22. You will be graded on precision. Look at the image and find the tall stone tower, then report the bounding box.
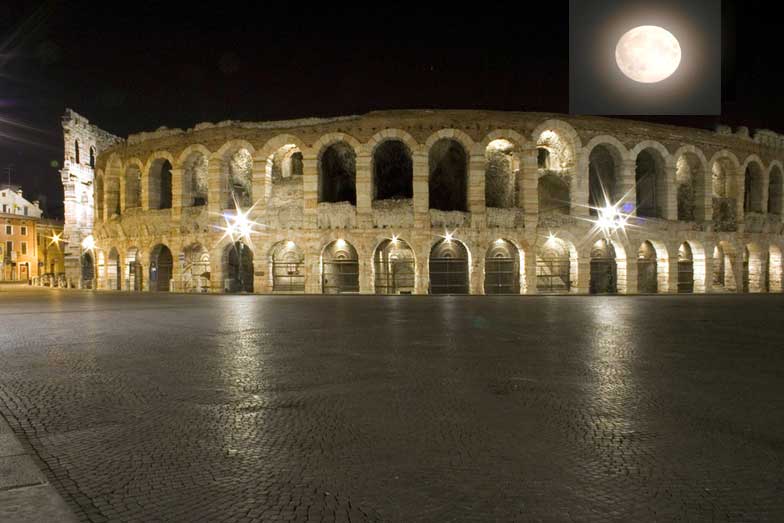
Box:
[60,109,122,287]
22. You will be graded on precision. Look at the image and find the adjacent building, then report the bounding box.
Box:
[0,185,43,282]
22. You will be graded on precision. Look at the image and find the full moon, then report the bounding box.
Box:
[615,25,681,83]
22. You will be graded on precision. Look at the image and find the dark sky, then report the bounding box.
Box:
[0,1,779,219]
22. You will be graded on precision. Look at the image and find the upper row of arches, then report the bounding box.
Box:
[94,121,784,225]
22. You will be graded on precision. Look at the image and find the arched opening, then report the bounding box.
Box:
[319,142,356,204]
[538,173,570,215]
[183,243,210,292]
[485,139,515,209]
[125,165,142,209]
[711,158,738,231]
[89,147,95,169]
[712,245,725,290]
[227,148,253,209]
[635,149,666,218]
[537,147,550,169]
[637,241,658,293]
[374,238,415,294]
[148,159,173,210]
[225,242,254,293]
[105,173,120,217]
[183,152,208,206]
[744,162,764,214]
[107,248,121,290]
[769,245,783,292]
[271,241,305,292]
[484,239,520,294]
[266,144,304,226]
[74,140,80,164]
[588,144,621,216]
[373,140,413,202]
[429,238,469,294]
[536,237,574,293]
[322,239,359,294]
[676,154,700,221]
[81,252,94,289]
[768,166,783,215]
[126,248,142,291]
[677,242,694,293]
[429,139,467,211]
[94,176,104,221]
[590,239,617,294]
[149,244,173,292]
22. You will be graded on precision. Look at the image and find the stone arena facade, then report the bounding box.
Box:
[64,109,784,295]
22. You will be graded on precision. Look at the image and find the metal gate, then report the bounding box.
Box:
[677,261,694,293]
[536,259,570,293]
[637,259,658,293]
[272,262,305,292]
[429,258,468,294]
[322,260,359,294]
[484,257,518,294]
[128,261,142,291]
[590,259,617,294]
[150,258,172,291]
[374,260,415,294]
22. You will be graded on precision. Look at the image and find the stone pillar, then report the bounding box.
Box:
[207,160,224,216]
[251,158,267,222]
[523,248,537,295]
[302,153,318,229]
[358,257,373,294]
[667,249,680,293]
[355,152,373,228]
[171,167,184,219]
[471,251,484,295]
[696,168,713,223]
[732,173,745,226]
[209,248,224,293]
[619,159,637,214]
[733,251,744,293]
[662,165,678,220]
[576,257,591,294]
[760,171,770,214]
[253,258,266,294]
[520,146,539,229]
[119,173,127,213]
[171,254,183,293]
[572,155,590,218]
[468,151,486,228]
[412,152,429,229]
[624,258,638,294]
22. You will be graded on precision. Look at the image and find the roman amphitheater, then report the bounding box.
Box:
[60,109,784,295]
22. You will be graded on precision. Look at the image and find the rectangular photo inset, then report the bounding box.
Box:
[569,0,721,115]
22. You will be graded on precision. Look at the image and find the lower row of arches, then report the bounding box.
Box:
[80,237,784,295]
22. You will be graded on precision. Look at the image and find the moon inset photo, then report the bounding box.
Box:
[615,25,681,83]
[569,0,721,115]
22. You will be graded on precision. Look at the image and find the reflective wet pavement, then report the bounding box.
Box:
[0,289,783,522]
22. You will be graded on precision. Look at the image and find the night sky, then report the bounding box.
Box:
[0,1,779,219]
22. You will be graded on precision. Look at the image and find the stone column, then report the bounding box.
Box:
[519,146,539,229]
[662,165,678,220]
[209,248,224,293]
[667,249,680,293]
[358,257,373,294]
[624,258,638,294]
[470,250,484,295]
[355,152,372,228]
[253,258,267,294]
[619,159,638,214]
[696,168,713,223]
[251,158,267,218]
[302,153,318,229]
[572,155,590,218]
[171,167,184,220]
[760,171,770,214]
[170,253,183,293]
[412,152,429,229]
[415,242,430,294]
[119,173,127,213]
[523,248,537,295]
[576,257,591,294]
[207,160,224,216]
[468,151,486,228]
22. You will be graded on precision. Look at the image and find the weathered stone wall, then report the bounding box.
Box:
[72,109,784,294]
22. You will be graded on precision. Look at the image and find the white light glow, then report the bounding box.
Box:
[616,25,681,83]
[81,235,95,251]
[391,235,399,244]
[286,240,296,249]
[335,238,347,249]
[595,204,629,237]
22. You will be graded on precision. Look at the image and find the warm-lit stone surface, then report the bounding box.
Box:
[1,288,783,521]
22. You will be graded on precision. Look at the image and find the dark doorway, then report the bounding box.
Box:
[149,244,173,292]
[429,239,469,294]
[226,242,254,293]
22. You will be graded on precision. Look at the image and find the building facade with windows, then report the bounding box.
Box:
[0,186,43,282]
[35,219,65,286]
[64,109,784,294]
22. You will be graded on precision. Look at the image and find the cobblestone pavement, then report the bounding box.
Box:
[0,289,783,522]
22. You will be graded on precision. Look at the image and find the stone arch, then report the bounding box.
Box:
[268,240,305,292]
[148,243,173,292]
[588,238,628,294]
[713,240,739,292]
[682,239,707,293]
[531,119,582,170]
[107,247,121,290]
[213,140,256,210]
[80,250,95,288]
[427,132,470,212]
[768,161,783,215]
[94,172,104,221]
[429,236,470,294]
[709,150,742,230]
[741,155,766,214]
[314,134,359,205]
[674,145,710,221]
[484,238,520,294]
[144,151,175,210]
[124,158,144,210]
[371,136,413,202]
[258,134,307,199]
[104,155,123,218]
[637,240,668,293]
[125,247,142,291]
[631,141,672,219]
[182,242,210,292]
[373,236,416,294]
[484,139,516,209]
[321,238,360,294]
[535,234,578,294]
[744,242,766,293]
[584,136,628,215]
[176,144,211,207]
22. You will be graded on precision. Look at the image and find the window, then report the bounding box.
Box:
[21,226,27,236]
[2,204,6,213]
[89,147,96,168]
[21,242,27,255]
[75,139,80,164]
[5,225,11,235]
[5,240,12,255]
[23,206,28,216]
